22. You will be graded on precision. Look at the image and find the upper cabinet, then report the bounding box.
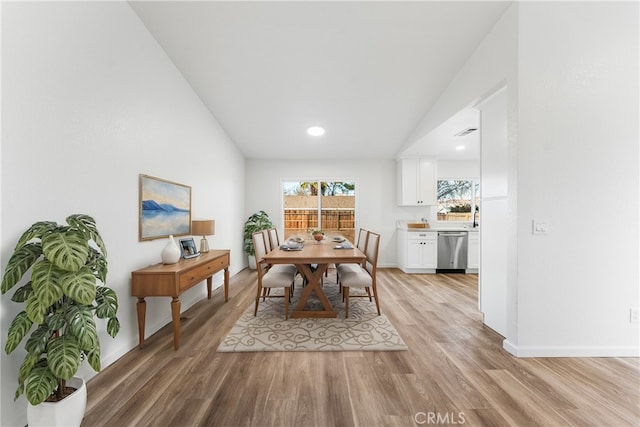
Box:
[397,158,437,206]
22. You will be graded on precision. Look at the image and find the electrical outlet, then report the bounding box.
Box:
[630,308,639,324]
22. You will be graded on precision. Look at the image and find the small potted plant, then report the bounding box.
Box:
[310,228,325,242]
[243,210,274,269]
[1,214,120,426]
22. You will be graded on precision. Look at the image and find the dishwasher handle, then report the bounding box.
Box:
[437,232,467,237]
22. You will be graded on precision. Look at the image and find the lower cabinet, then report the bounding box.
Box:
[398,229,437,273]
[467,231,479,270]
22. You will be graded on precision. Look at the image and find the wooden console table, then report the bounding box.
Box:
[131,250,230,350]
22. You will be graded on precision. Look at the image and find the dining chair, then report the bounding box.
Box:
[336,228,369,296]
[261,229,272,251]
[261,228,297,298]
[258,229,273,299]
[252,231,297,319]
[268,227,302,283]
[337,230,381,318]
[337,228,369,288]
[267,227,280,251]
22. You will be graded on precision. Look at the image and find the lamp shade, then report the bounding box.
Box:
[192,219,215,236]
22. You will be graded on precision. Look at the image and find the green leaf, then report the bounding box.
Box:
[31,260,64,308]
[15,354,40,400]
[61,267,96,305]
[107,317,120,338]
[47,336,81,380]
[1,243,42,294]
[95,287,118,319]
[11,282,33,303]
[25,365,58,405]
[48,310,66,331]
[86,345,101,372]
[15,221,57,250]
[86,247,108,283]
[42,230,89,272]
[66,305,98,352]
[25,323,51,356]
[5,311,33,354]
[25,293,48,324]
[66,214,108,257]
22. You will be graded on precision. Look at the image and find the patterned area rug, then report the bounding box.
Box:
[217,273,407,352]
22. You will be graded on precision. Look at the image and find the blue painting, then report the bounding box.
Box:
[139,175,191,241]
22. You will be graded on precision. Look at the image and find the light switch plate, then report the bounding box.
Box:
[532,219,548,235]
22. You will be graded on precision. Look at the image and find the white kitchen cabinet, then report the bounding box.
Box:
[467,231,479,270]
[397,158,437,206]
[398,229,437,273]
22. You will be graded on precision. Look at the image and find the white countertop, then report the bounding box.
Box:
[398,224,479,233]
[396,221,478,232]
[404,227,478,232]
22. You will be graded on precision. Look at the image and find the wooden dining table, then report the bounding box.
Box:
[262,239,366,318]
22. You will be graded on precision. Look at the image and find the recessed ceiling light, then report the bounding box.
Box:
[307,126,325,136]
[455,145,466,151]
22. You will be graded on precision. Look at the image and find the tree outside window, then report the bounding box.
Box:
[437,180,480,222]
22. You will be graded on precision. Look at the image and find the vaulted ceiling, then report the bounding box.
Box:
[130,1,510,160]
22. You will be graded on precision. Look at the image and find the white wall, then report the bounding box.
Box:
[478,87,509,337]
[437,160,479,179]
[1,3,246,425]
[245,159,420,268]
[512,1,639,356]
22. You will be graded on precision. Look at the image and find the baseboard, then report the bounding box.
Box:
[503,340,640,357]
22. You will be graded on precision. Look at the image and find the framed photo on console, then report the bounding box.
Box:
[179,237,200,259]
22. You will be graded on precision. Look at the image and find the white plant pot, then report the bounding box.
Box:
[27,377,87,427]
[248,255,257,270]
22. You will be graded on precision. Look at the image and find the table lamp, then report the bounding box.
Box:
[191,219,215,253]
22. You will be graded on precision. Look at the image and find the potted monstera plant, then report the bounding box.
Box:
[243,210,274,269]
[1,214,120,427]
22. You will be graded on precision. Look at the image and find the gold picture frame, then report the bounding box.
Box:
[139,174,192,241]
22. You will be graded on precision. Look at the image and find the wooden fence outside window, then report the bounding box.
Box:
[284,209,355,242]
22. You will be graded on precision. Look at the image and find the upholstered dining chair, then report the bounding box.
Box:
[252,231,297,319]
[267,227,280,251]
[337,230,381,318]
[261,229,272,251]
[267,227,303,285]
[337,228,369,288]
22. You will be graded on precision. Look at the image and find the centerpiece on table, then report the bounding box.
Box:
[310,228,325,243]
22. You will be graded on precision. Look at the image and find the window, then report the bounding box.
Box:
[282,180,356,241]
[437,180,480,223]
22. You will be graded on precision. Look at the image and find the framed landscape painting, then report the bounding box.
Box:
[139,174,192,241]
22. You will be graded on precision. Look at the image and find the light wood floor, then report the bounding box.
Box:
[83,268,639,426]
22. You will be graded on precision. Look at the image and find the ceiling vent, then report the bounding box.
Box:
[454,127,478,137]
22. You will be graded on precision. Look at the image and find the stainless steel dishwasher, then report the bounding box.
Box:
[437,231,468,271]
